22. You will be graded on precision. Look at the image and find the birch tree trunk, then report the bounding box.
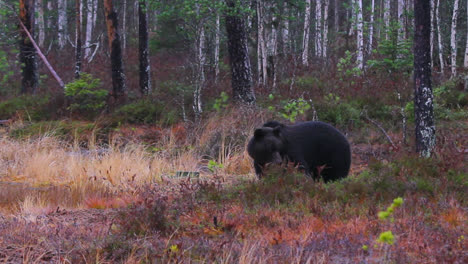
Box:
[398,0,405,43]
[75,0,82,79]
[139,0,151,95]
[322,0,329,58]
[19,0,38,94]
[58,0,68,49]
[450,0,460,77]
[383,0,390,40]
[104,0,127,101]
[348,0,355,36]
[368,0,375,55]
[282,2,289,55]
[267,2,278,90]
[37,0,45,47]
[85,0,95,60]
[464,0,468,68]
[315,0,323,57]
[356,0,364,69]
[436,0,444,72]
[430,0,435,67]
[225,0,256,105]
[414,0,435,158]
[302,0,311,66]
[257,0,267,85]
[193,12,206,119]
[214,13,221,83]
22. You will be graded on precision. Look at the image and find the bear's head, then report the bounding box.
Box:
[247,126,285,166]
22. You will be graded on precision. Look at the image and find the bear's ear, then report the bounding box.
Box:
[273,126,282,137]
[254,128,266,138]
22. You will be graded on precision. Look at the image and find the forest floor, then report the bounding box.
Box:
[0,116,467,263]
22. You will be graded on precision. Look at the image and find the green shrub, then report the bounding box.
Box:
[314,93,362,127]
[0,95,51,120]
[64,73,107,117]
[115,99,174,125]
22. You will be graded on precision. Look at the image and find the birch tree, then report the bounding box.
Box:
[430,0,434,67]
[397,0,405,43]
[436,0,444,72]
[37,0,45,47]
[139,0,151,95]
[383,0,390,40]
[58,0,68,49]
[302,0,311,66]
[450,0,460,77]
[315,0,322,57]
[75,0,82,79]
[85,0,97,60]
[348,0,355,36]
[193,4,206,118]
[368,0,375,55]
[414,0,435,157]
[19,0,38,94]
[257,0,267,85]
[356,0,364,69]
[322,0,329,58]
[104,0,127,101]
[282,2,289,55]
[225,0,255,105]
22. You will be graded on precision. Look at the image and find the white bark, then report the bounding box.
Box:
[257,0,267,85]
[430,0,435,66]
[383,0,390,40]
[58,0,68,49]
[37,0,45,47]
[356,0,364,69]
[436,0,444,72]
[214,13,220,83]
[397,0,405,42]
[464,0,468,68]
[302,0,311,66]
[193,7,205,119]
[368,0,375,55]
[451,0,460,77]
[85,0,95,60]
[322,0,329,58]
[348,0,355,36]
[282,2,289,55]
[315,0,322,57]
[47,1,53,28]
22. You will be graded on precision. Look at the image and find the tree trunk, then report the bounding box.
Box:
[464,0,468,68]
[322,0,329,58]
[282,2,290,55]
[450,0,460,77]
[334,0,339,32]
[397,0,405,43]
[302,0,311,66]
[19,0,38,94]
[123,0,127,52]
[348,0,355,36]
[356,0,364,69]
[430,0,435,67]
[383,0,390,40]
[368,0,375,55]
[139,0,151,95]
[225,0,256,105]
[257,0,267,85]
[85,0,96,60]
[436,0,444,72]
[104,0,127,101]
[214,12,221,83]
[315,0,322,57]
[75,0,82,79]
[267,2,278,90]
[414,0,436,158]
[58,0,68,49]
[37,0,45,47]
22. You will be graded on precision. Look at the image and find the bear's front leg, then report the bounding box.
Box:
[253,161,264,178]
